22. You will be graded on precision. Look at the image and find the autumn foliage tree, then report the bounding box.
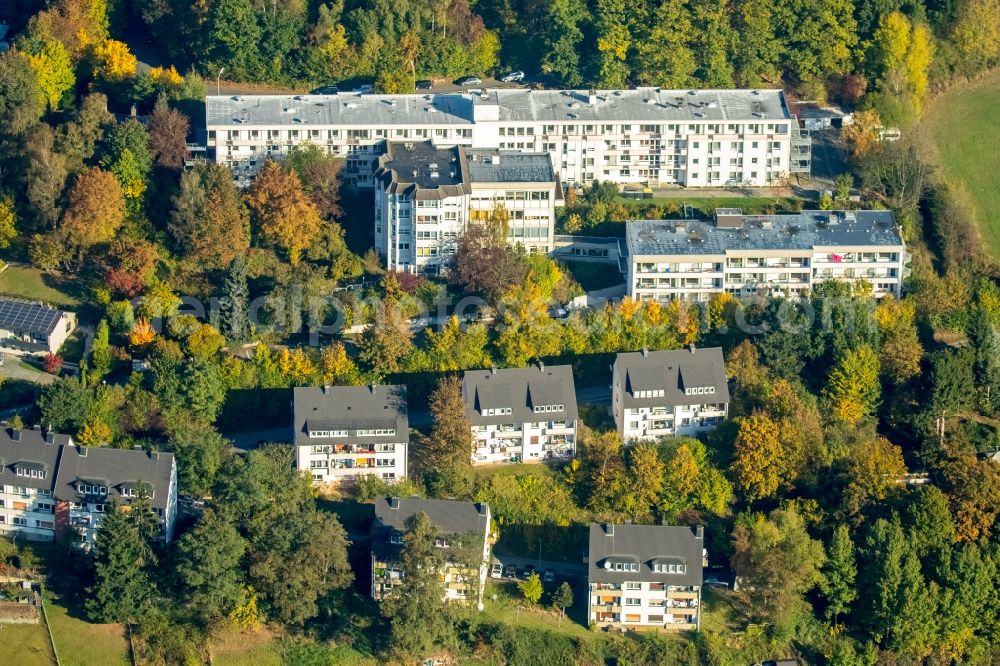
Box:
[824,345,881,424]
[731,414,785,501]
[244,160,323,264]
[170,161,249,269]
[60,166,126,267]
[147,100,190,170]
[91,38,137,82]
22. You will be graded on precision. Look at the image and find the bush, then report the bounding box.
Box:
[42,353,63,374]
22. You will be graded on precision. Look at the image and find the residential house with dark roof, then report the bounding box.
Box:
[462,364,578,464]
[588,523,706,630]
[293,385,409,485]
[0,426,176,549]
[0,299,76,355]
[53,444,177,549]
[374,141,558,275]
[370,497,492,604]
[612,347,729,441]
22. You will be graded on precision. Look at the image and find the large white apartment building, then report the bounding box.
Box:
[205,88,809,188]
[462,365,578,465]
[0,426,177,549]
[625,209,908,302]
[612,347,730,442]
[293,385,409,484]
[588,523,706,631]
[373,141,559,274]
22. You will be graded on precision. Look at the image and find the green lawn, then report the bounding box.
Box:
[0,265,81,308]
[923,71,1000,257]
[481,579,596,641]
[43,594,130,666]
[210,631,283,666]
[0,620,56,666]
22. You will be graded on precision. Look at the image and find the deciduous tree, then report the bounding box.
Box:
[731,415,784,501]
[245,160,323,264]
[0,49,44,136]
[175,510,246,624]
[824,345,880,424]
[417,375,474,497]
[60,166,126,266]
[147,99,189,169]
[171,161,249,269]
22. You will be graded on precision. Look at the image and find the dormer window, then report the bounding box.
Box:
[634,390,665,399]
[15,467,45,479]
[482,407,512,416]
[683,386,715,396]
[651,557,687,574]
[604,556,640,572]
[389,534,404,545]
[532,404,565,413]
[78,482,108,496]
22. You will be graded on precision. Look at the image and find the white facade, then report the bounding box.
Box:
[626,210,908,302]
[589,580,702,630]
[471,419,577,465]
[205,89,807,189]
[297,437,407,484]
[612,348,730,442]
[0,484,56,541]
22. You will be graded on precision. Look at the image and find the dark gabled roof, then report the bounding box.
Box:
[0,428,68,491]
[588,523,705,586]
[373,497,491,535]
[0,299,69,337]
[292,385,409,445]
[374,141,471,200]
[53,446,175,510]
[462,365,578,425]
[615,347,729,409]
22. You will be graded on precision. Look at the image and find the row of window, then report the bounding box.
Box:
[683,386,716,396]
[633,389,665,399]
[482,407,512,416]
[0,515,54,529]
[308,429,396,438]
[532,404,565,413]
[14,467,46,479]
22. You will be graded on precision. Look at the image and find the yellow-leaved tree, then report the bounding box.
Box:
[91,39,137,83]
[824,345,881,423]
[732,414,785,501]
[23,39,75,110]
[0,195,17,249]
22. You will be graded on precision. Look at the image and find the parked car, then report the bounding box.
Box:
[416,79,433,90]
[455,76,482,86]
[503,565,518,579]
[500,71,525,83]
[543,569,555,583]
[490,563,503,579]
[705,575,730,588]
[352,83,374,94]
[310,85,339,95]
[523,565,537,579]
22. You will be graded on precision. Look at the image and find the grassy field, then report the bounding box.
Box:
[923,71,1000,256]
[210,630,283,666]
[0,265,81,307]
[44,594,130,666]
[1,620,56,666]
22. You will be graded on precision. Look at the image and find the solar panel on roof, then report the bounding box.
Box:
[0,300,63,336]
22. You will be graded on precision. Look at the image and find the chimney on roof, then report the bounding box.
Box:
[79,446,87,457]
[641,348,648,357]
[151,451,159,461]
[11,429,20,441]
[689,344,696,354]
[588,89,597,106]
[490,366,497,375]
[44,431,55,445]
[388,497,400,510]
[538,361,545,372]
[370,384,377,394]
[476,502,489,517]
[604,523,614,536]
[32,424,41,431]
[695,525,705,541]
[322,384,332,395]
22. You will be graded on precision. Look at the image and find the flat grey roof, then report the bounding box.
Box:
[462,365,578,426]
[206,88,789,128]
[589,523,704,586]
[615,347,729,409]
[381,142,464,188]
[466,150,556,183]
[292,385,409,446]
[627,210,903,257]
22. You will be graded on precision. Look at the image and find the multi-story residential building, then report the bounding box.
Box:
[205,88,808,189]
[0,299,76,355]
[293,385,409,484]
[53,444,178,549]
[612,347,729,442]
[373,141,558,274]
[462,364,578,465]
[371,497,492,605]
[588,523,706,631]
[0,426,177,549]
[625,209,908,302]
